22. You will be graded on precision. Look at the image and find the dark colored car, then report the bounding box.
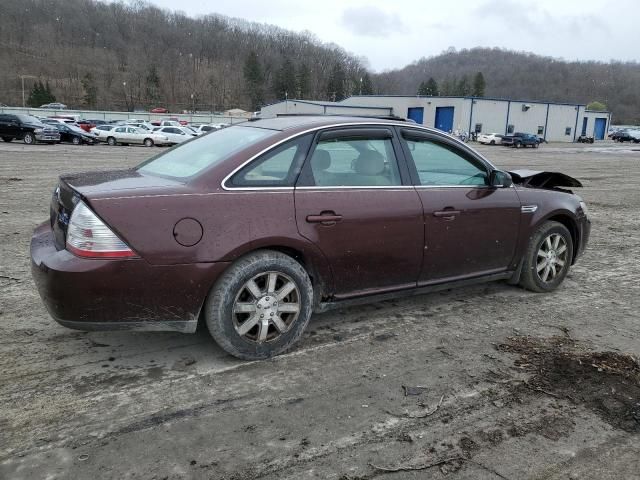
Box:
[43,121,98,145]
[576,135,595,143]
[31,116,591,360]
[0,114,60,144]
[501,133,540,148]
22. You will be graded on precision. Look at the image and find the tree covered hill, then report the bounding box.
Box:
[373,47,640,124]
[0,0,369,112]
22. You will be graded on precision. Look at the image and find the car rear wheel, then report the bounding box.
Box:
[107,136,117,146]
[23,132,35,145]
[519,221,573,293]
[72,136,81,145]
[1,137,12,142]
[490,140,495,145]
[204,250,313,360]
[515,142,522,148]
[143,138,154,147]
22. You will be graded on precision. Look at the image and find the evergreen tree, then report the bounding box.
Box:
[457,75,471,96]
[273,58,297,100]
[472,72,486,97]
[243,51,264,110]
[145,65,161,105]
[27,80,56,107]
[326,62,346,101]
[297,63,311,99]
[426,77,439,96]
[417,81,428,96]
[81,73,98,108]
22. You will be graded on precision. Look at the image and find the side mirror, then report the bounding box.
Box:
[490,170,513,188]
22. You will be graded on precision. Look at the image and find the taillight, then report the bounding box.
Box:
[66,201,136,259]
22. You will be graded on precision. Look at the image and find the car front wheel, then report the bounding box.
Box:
[143,138,154,147]
[204,250,313,360]
[23,132,35,145]
[72,136,81,145]
[519,221,573,293]
[107,136,117,146]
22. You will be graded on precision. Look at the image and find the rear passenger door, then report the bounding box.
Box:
[294,127,424,298]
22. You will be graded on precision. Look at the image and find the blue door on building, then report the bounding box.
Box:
[407,107,424,124]
[435,107,454,132]
[581,117,588,136]
[594,118,607,140]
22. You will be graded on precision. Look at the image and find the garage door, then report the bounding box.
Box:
[594,118,607,140]
[434,107,454,132]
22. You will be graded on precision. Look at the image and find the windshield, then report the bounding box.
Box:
[137,125,276,179]
[16,114,43,126]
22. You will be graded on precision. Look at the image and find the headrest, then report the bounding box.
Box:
[354,150,385,176]
[311,150,331,171]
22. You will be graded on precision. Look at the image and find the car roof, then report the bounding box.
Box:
[247,115,412,132]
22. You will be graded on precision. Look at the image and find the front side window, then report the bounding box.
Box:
[115,127,126,133]
[404,138,488,186]
[228,134,312,187]
[307,136,402,187]
[137,125,276,179]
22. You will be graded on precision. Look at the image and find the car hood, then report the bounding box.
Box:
[508,169,582,191]
[61,169,184,198]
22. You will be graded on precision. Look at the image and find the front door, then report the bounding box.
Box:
[295,127,424,297]
[399,129,521,284]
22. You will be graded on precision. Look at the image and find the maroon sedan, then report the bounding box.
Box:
[31,116,590,359]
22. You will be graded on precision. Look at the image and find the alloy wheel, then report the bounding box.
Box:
[536,233,568,283]
[232,271,301,344]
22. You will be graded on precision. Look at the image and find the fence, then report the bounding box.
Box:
[0,106,249,125]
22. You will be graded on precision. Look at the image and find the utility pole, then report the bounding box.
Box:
[20,75,37,107]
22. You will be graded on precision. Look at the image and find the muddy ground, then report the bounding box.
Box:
[0,140,639,479]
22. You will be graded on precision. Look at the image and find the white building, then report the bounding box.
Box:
[260,95,611,142]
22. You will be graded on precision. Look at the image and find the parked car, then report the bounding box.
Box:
[151,107,169,114]
[629,130,640,143]
[126,121,154,131]
[31,116,591,360]
[477,133,503,145]
[104,125,171,147]
[40,103,68,109]
[152,120,181,127]
[43,120,98,145]
[0,114,60,144]
[614,129,636,142]
[193,124,218,135]
[90,124,117,142]
[75,120,97,133]
[153,125,198,144]
[501,132,540,148]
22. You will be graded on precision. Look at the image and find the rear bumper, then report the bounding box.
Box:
[30,221,229,332]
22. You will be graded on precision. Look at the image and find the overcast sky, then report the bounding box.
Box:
[146,0,638,71]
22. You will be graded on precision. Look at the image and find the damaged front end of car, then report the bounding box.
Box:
[508,169,583,194]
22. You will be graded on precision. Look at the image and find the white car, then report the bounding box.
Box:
[126,122,154,131]
[104,126,171,147]
[477,133,503,145]
[192,124,219,135]
[153,126,198,144]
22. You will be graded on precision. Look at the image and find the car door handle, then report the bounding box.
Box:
[433,210,460,220]
[306,212,343,225]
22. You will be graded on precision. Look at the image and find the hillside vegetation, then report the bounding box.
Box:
[0,0,368,112]
[0,1,638,123]
[374,48,640,124]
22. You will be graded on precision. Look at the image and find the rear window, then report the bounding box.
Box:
[137,125,277,179]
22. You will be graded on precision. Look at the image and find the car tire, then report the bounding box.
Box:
[490,140,495,145]
[107,136,117,146]
[1,137,12,143]
[515,142,522,148]
[534,143,539,148]
[23,132,35,145]
[72,136,81,145]
[204,250,313,360]
[519,221,573,293]
[143,138,154,147]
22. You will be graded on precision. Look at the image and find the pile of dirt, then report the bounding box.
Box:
[497,336,640,432]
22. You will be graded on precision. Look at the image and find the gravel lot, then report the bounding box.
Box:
[1,141,639,479]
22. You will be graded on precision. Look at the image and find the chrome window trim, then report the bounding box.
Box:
[296,186,413,190]
[221,122,498,191]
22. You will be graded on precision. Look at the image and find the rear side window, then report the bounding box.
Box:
[305,136,402,187]
[228,134,312,188]
[404,138,488,186]
[137,125,276,179]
